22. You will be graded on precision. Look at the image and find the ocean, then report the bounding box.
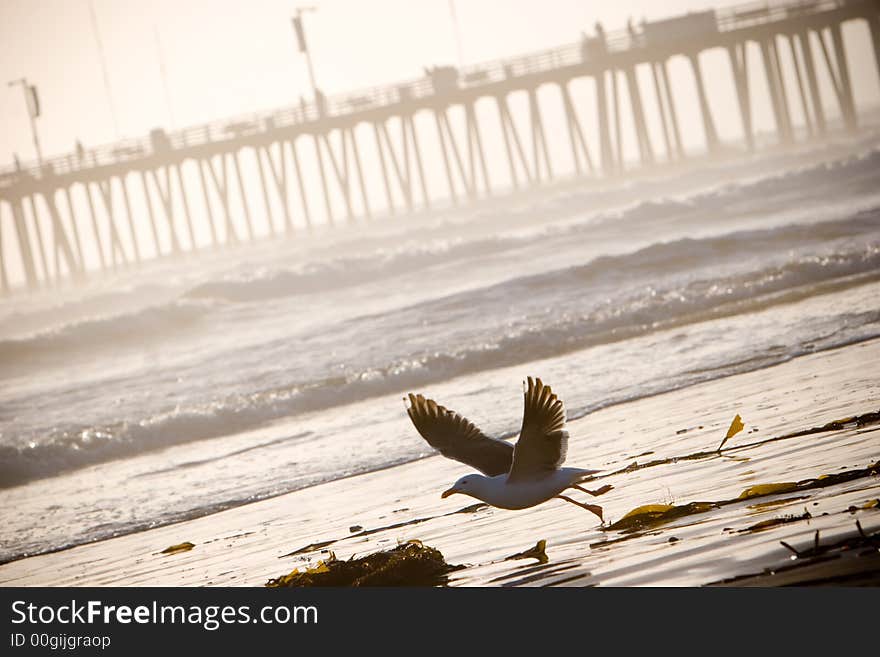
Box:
[2,132,879,565]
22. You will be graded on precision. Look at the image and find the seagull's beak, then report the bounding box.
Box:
[441,487,457,499]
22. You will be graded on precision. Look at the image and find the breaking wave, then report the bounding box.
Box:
[3,213,878,488]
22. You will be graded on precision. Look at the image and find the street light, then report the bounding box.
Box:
[292,6,319,98]
[8,77,44,165]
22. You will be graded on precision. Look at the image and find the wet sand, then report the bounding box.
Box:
[2,338,879,587]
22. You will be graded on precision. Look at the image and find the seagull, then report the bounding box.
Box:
[405,377,611,522]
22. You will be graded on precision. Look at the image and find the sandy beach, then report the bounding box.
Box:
[2,336,877,587]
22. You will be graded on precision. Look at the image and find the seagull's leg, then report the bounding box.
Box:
[572,484,614,497]
[556,495,603,522]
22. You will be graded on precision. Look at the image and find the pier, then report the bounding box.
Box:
[1,0,879,292]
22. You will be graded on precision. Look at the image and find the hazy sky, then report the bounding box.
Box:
[4,0,877,167]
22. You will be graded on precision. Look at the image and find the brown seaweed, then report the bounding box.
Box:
[607,502,720,532]
[159,541,195,555]
[606,461,879,533]
[266,541,464,587]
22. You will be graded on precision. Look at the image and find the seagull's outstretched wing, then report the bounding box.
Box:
[508,377,568,482]
[405,393,513,477]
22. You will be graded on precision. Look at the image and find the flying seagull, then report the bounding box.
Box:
[405,377,611,521]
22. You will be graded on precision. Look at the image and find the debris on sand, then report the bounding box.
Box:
[777,410,880,439]
[504,539,549,564]
[738,483,799,500]
[607,502,719,532]
[280,539,337,558]
[711,521,880,586]
[739,509,812,534]
[717,414,745,451]
[847,499,879,513]
[606,408,880,479]
[265,541,464,587]
[608,461,880,533]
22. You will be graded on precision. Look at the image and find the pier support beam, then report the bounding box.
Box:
[771,36,794,141]
[434,104,491,203]
[84,183,108,270]
[140,172,165,257]
[43,190,82,279]
[661,60,684,159]
[311,128,372,224]
[829,23,857,132]
[373,115,426,214]
[495,90,552,187]
[260,142,294,234]
[688,53,720,153]
[174,164,197,250]
[0,204,8,294]
[594,71,616,174]
[34,198,51,283]
[799,30,826,136]
[496,94,522,188]
[760,37,793,145]
[497,93,534,187]
[202,154,241,244]
[434,109,459,205]
[817,26,857,134]
[406,114,430,211]
[317,129,362,223]
[232,151,255,239]
[611,70,623,171]
[624,66,654,166]
[313,133,334,225]
[12,200,39,289]
[650,62,674,161]
[869,14,880,87]
[119,177,141,262]
[255,147,277,237]
[349,129,372,220]
[787,34,813,139]
[728,43,754,151]
[560,81,594,175]
[290,138,312,229]
[466,101,491,196]
[528,88,553,183]
[93,179,131,267]
[24,195,51,285]
[196,159,220,247]
[324,130,354,221]
[145,167,183,256]
[62,186,86,271]
[373,122,395,215]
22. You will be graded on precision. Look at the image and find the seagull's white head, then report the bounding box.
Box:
[441,474,488,501]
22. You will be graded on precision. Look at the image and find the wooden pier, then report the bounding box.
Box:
[1,0,878,292]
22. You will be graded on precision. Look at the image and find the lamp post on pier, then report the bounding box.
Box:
[8,77,44,166]
[292,6,319,99]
